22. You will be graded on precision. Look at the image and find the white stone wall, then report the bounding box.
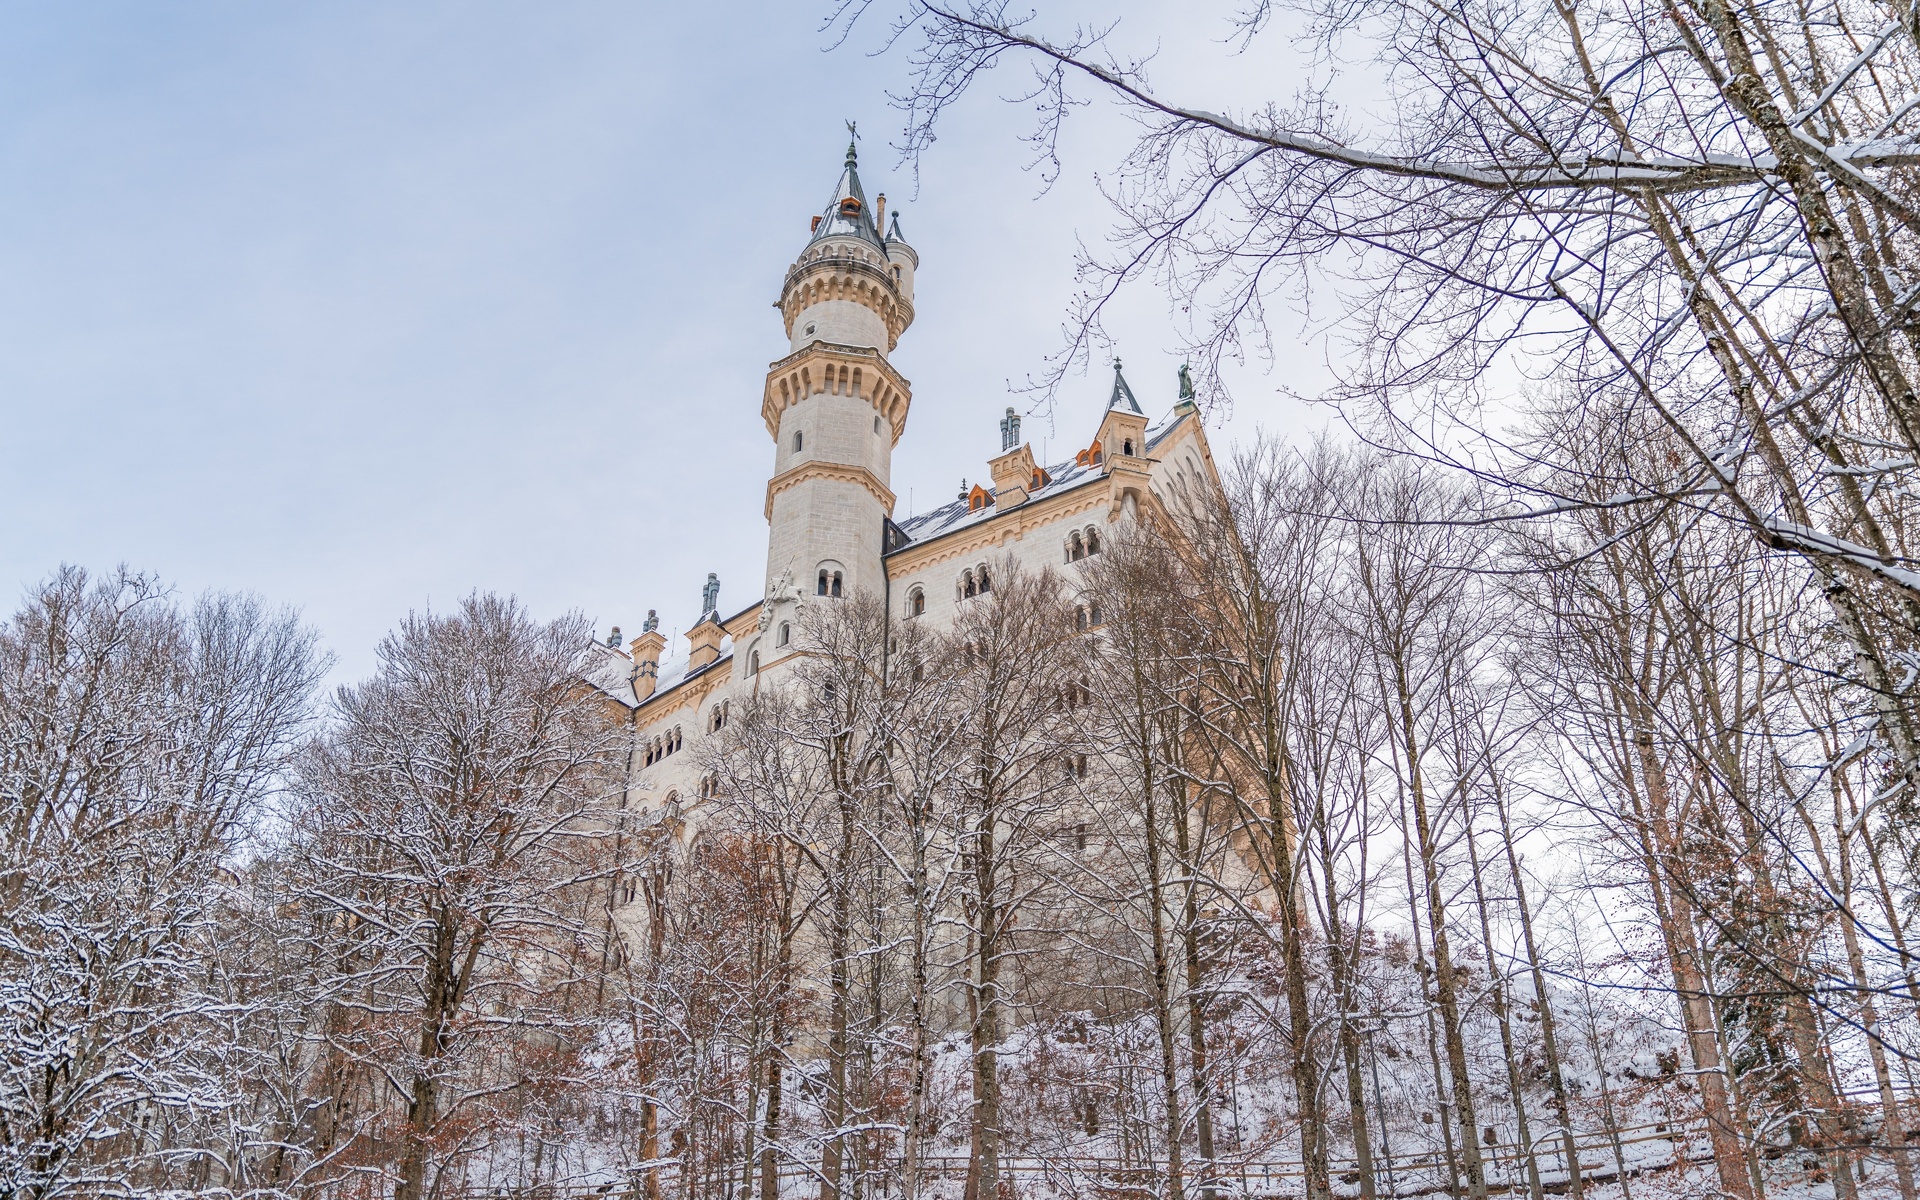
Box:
[790,299,887,354]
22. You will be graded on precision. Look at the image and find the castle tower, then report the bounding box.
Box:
[760,137,919,605]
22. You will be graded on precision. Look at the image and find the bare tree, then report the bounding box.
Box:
[0,566,324,1198]
[287,594,624,1200]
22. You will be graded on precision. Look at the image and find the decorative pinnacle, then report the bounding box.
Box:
[845,119,859,166]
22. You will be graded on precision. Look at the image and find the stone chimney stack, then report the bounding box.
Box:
[629,610,665,701]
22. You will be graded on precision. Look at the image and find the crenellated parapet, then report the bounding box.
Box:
[778,248,915,350]
[761,341,913,443]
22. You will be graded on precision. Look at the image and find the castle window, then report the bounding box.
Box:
[1123,439,1134,456]
[1089,602,1103,626]
[794,431,804,452]
[831,571,843,598]
[1086,527,1102,556]
[962,570,977,599]
[748,650,761,676]
[818,571,829,596]
[977,566,991,593]
[908,588,925,618]
[874,416,883,435]
[1069,532,1086,562]
[778,622,791,647]
[709,701,729,733]
[1075,606,1088,633]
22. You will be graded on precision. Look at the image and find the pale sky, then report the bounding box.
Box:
[0,1,1329,681]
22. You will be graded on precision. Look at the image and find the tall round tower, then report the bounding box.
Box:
[760,138,918,607]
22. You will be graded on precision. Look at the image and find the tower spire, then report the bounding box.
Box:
[1108,357,1144,414]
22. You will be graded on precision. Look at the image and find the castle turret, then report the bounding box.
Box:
[761,137,918,604]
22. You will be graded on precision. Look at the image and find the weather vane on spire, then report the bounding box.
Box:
[845,119,859,165]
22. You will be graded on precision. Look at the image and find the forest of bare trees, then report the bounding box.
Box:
[7,0,1920,1195]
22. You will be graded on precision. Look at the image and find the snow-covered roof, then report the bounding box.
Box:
[891,408,1186,551]
[807,140,887,253]
[580,641,637,708]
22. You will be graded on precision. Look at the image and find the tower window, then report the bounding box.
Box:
[831,571,843,598]
[875,416,883,435]
[1123,439,1134,456]
[778,622,791,647]
[794,431,804,452]
[818,571,829,596]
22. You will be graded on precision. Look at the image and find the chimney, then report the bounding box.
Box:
[606,625,622,649]
[685,574,725,672]
[988,428,1037,509]
[687,617,724,672]
[629,610,666,701]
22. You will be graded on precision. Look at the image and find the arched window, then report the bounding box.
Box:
[817,571,829,596]
[908,588,925,618]
[748,650,761,676]
[1086,527,1102,556]
[1123,438,1134,456]
[1069,532,1085,562]
[977,566,991,593]
[1075,606,1089,632]
[777,622,790,647]
[794,430,804,452]
[1089,602,1103,626]
[962,570,977,599]
[830,571,843,598]
[874,415,883,435]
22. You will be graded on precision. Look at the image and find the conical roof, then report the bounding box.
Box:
[1108,358,1144,414]
[808,138,887,252]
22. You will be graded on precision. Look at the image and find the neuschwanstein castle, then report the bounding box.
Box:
[584,137,1225,819]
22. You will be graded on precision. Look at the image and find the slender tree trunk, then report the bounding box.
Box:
[1390,663,1487,1200]
[1140,742,1188,1200]
[1172,781,1219,1200]
[1463,816,1542,1200]
[966,804,1003,1200]
[1623,724,1755,1200]
[1490,778,1583,1199]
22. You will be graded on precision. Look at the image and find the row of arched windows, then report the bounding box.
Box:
[643,727,683,766]
[1073,603,1105,632]
[817,568,844,597]
[1067,526,1103,563]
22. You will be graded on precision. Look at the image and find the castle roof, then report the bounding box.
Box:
[808,139,887,253]
[891,407,1184,550]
